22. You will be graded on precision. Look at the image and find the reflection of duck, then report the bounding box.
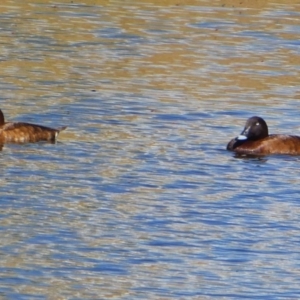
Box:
[0,109,66,144]
[227,116,300,155]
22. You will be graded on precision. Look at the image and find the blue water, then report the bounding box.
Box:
[1,1,300,299]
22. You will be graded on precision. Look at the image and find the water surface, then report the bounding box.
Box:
[1,0,300,299]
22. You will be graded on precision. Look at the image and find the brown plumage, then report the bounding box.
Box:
[0,109,66,144]
[227,116,300,155]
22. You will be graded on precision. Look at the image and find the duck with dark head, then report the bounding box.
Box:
[0,109,66,145]
[227,116,300,155]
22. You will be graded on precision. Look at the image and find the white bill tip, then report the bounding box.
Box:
[237,135,247,141]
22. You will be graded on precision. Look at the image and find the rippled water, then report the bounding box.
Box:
[1,0,300,299]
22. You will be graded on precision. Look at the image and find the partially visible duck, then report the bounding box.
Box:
[0,109,66,144]
[227,116,300,155]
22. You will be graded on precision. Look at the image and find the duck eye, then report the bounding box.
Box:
[255,122,260,126]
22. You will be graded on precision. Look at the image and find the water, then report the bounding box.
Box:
[1,0,300,299]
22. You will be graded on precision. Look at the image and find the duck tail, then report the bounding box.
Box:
[57,126,67,132]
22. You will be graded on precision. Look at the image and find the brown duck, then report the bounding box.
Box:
[0,109,66,144]
[227,116,300,155]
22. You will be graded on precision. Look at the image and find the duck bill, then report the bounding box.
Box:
[237,127,249,141]
[237,135,247,141]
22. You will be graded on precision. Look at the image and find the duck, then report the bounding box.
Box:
[227,116,300,155]
[0,109,66,144]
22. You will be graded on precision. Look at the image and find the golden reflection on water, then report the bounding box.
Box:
[0,0,298,103]
[0,0,300,298]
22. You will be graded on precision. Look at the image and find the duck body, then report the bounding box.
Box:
[0,110,66,144]
[227,116,300,155]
